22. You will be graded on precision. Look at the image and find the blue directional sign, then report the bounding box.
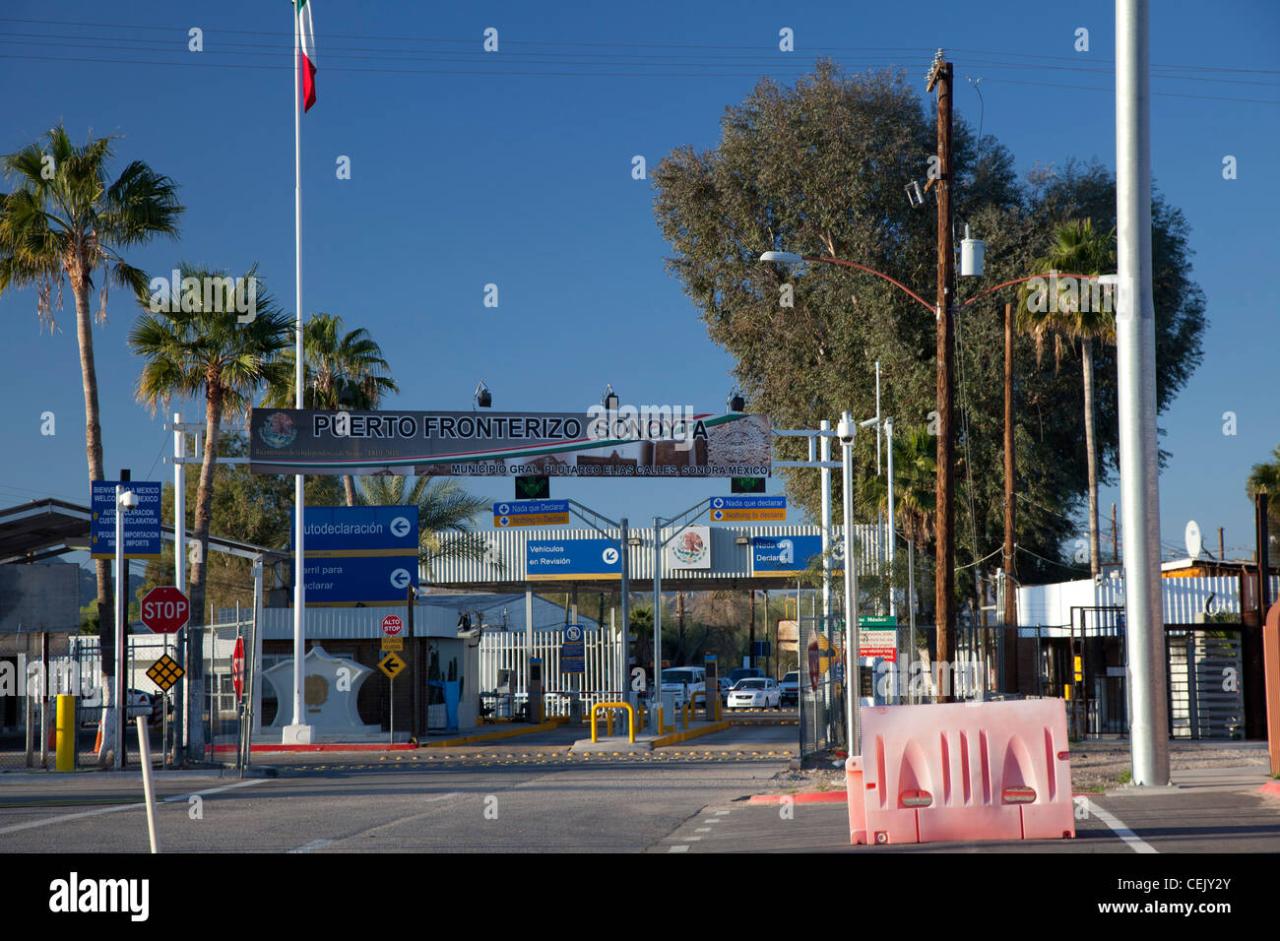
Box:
[750,535,843,577]
[709,495,786,522]
[90,481,163,559]
[526,539,622,581]
[289,505,419,606]
[299,555,418,606]
[561,623,585,673]
[290,505,418,555]
[492,499,570,527]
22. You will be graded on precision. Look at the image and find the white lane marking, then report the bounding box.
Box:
[668,845,690,853]
[289,838,334,854]
[704,818,722,824]
[686,836,702,841]
[297,792,462,850]
[1086,801,1158,854]
[715,810,730,815]
[695,827,712,832]
[0,778,265,837]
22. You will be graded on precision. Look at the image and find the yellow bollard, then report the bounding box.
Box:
[55,694,75,772]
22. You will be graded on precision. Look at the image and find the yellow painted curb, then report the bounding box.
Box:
[424,717,567,748]
[652,721,731,748]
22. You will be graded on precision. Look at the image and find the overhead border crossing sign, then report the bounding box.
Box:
[289,505,419,606]
[493,499,570,527]
[750,534,843,577]
[526,539,622,582]
[709,496,786,522]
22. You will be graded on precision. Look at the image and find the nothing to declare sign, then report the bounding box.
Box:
[249,408,771,478]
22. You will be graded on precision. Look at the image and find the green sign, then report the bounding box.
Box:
[858,615,898,627]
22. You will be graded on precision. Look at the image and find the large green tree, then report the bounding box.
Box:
[652,64,1206,608]
[130,265,291,754]
[0,125,181,761]
[263,312,399,506]
[1246,445,1280,559]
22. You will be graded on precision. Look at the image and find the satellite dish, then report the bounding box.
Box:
[1184,520,1203,560]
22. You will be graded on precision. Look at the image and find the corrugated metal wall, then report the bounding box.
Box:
[429,523,885,586]
[1018,575,1247,635]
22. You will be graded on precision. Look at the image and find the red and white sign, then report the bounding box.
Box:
[231,636,245,701]
[381,614,404,637]
[140,586,190,634]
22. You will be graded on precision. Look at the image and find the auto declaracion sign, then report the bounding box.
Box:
[249,408,772,478]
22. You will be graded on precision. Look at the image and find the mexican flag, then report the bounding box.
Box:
[297,0,316,111]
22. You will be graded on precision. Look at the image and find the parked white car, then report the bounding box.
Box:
[659,667,706,708]
[726,677,781,710]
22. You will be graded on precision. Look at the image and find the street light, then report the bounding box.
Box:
[727,389,745,413]
[602,384,619,412]
[759,250,804,265]
[836,412,859,755]
[474,381,492,409]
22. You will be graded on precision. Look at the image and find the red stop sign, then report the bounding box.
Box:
[141,586,190,634]
[381,614,404,637]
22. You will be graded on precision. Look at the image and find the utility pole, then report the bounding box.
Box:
[748,589,756,668]
[927,51,956,701]
[1002,302,1018,693]
[1112,503,1119,564]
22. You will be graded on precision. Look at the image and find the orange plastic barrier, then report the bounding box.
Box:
[845,699,1075,845]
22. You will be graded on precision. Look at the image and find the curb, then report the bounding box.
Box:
[1260,781,1280,799]
[748,791,848,805]
[652,721,731,748]
[423,717,568,748]
[211,742,416,754]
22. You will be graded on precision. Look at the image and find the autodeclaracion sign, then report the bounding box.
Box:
[526,539,622,581]
[90,480,162,559]
[249,408,771,478]
[289,505,419,606]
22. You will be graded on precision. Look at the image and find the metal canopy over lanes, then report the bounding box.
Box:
[0,498,287,565]
[430,523,887,592]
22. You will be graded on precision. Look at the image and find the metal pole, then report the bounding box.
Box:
[114,484,125,770]
[819,421,832,630]
[652,516,662,732]
[908,538,917,704]
[886,417,896,620]
[40,632,49,768]
[840,414,859,754]
[172,411,186,765]
[136,716,159,853]
[874,361,882,476]
[1116,0,1169,786]
[620,518,631,702]
[287,0,311,745]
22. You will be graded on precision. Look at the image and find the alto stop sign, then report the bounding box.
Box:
[141,586,190,634]
[381,614,404,637]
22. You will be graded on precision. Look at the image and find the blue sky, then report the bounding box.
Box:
[1,0,1276,567]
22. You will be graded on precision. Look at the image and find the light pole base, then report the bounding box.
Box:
[281,723,314,745]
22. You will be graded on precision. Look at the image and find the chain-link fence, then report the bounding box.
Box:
[0,623,255,772]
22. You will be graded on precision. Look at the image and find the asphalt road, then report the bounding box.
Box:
[0,757,790,853]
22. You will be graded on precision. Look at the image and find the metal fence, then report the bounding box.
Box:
[477,626,625,718]
[0,623,255,771]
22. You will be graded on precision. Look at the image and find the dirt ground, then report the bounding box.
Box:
[774,740,1271,794]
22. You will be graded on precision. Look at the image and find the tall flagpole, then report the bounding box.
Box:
[285,2,312,744]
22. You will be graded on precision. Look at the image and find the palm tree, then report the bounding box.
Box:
[858,423,938,552]
[130,264,291,755]
[0,125,181,760]
[1017,218,1116,578]
[358,475,493,580]
[263,313,398,505]
[1246,445,1280,558]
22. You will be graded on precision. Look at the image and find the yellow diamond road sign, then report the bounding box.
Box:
[379,652,407,680]
[146,654,185,692]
